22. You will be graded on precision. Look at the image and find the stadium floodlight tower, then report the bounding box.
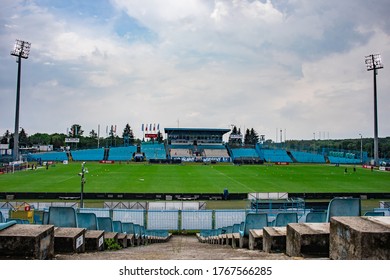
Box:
[365,54,384,167]
[10,39,31,161]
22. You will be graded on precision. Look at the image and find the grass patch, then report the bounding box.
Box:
[0,162,389,194]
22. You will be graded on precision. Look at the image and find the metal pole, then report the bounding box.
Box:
[80,162,85,208]
[372,55,379,167]
[359,134,363,163]
[13,55,22,161]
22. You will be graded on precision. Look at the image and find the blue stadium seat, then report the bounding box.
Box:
[305,212,327,223]
[364,211,385,216]
[122,222,135,235]
[113,221,123,233]
[48,206,77,227]
[326,197,361,222]
[0,211,4,223]
[97,217,113,232]
[0,220,17,231]
[239,213,268,248]
[77,212,98,230]
[272,212,298,226]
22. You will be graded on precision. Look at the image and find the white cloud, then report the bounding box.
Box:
[0,0,389,142]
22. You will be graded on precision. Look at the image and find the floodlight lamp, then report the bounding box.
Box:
[10,39,31,59]
[365,54,384,71]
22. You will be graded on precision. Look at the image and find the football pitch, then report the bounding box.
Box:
[0,163,389,194]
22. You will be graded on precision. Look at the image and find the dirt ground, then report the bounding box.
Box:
[55,235,295,260]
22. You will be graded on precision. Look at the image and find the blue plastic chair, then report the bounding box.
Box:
[113,221,123,233]
[238,213,268,248]
[77,212,98,230]
[364,211,385,216]
[48,206,77,227]
[122,222,135,234]
[305,212,327,223]
[0,211,5,223]
[97,217,113,232]
[326,197,361,222]
[272,212,298,226]
[0,220,17,231]
[239,213,268,237]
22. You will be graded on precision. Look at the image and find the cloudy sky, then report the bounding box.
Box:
[1,0,389,141]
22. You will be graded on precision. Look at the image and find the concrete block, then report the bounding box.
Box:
[54,227,85,254]
[286,223,329,257]
[84,230,104,252]
[117,233,128,248]
[330,216,390,260]
[231,233,240,249]
[0,224,54,259]
[248,229,263,250]
[127,233,134,247]
[263,226,287,253]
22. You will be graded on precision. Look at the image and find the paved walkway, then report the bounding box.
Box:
[55,235,293,260]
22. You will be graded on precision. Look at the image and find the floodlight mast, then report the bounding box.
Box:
[365,54,383,167]
[10,39,31,161]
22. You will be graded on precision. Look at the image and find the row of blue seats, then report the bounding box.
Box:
[198,198,386,249]
[44,207,170,244]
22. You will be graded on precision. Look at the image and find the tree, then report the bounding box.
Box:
[229,126,242,146]
[244,128,259,145]
[19,128,29,148]
[1,130,11,144]
[51,134,65,149]
[89,129,98,139]
[69,124,83,137]
[122,124,135,145]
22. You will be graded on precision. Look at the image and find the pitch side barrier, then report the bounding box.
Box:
[1,191,390,201]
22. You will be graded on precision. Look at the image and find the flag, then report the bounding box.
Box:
[149,124,152,131]
[153,123,156,131]
[141,124,144,132]
[157,123,160,130]
[145,124,148,131]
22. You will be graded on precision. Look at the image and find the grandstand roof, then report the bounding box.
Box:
[164,128,230,134]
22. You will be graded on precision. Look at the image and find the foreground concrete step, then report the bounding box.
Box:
[117,233,128,248]
[286,223,329,258]
[0,224,54,259]
[330,216,390,260]
[263,227,287,253]
[54,227,85,254]
[84,230,104,252]
[248,229,263,250]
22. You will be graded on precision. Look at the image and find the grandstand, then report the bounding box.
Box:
[108,146,137,161]
[258,148,292,163]
[141,143,167,160]
[289,151,326,163]
[28,151,68,162]
[71,148,104,161]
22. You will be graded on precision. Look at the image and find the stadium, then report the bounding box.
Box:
[1,128,390,260]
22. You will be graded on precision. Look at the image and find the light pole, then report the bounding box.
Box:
[359,133,363,164]
[365,54,383,166]
[79,162,88,208]
[10,39,31,161]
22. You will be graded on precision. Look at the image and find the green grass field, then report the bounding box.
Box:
[0,163,389,194]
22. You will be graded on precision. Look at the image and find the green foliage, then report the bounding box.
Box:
[104,238,122,250]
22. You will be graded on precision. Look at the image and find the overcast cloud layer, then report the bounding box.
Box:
[0,0,389,141]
